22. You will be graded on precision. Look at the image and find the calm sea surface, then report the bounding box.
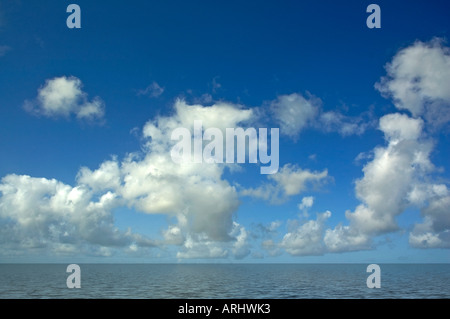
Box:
[0,264,448,299]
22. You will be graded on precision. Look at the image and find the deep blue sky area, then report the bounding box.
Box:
[0,0,449,263]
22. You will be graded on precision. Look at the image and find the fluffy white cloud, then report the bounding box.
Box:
[319,110,374,136]
[376,38,450,126]
[0,174,154,256]
[409,185,450,248]
[272,164,328,196]
[280,211,331,256]
[121,99,250,242]
[241,164,328,204]
[323,112,447,253]
[70,99,250,254]
[163,225,184,245]
[176,234,229,259]
[270,93,373,138]
[323,40,450,253]
[24,76,105,122]
[230,222,251,259]
[270,93,320,138]
[174,222,251,259]
[298,196,314,210]
[324,224,371,253]
[77,159,121,192]
[327,114,433,251]
[2,99,260,258]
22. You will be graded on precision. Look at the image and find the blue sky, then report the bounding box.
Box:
[0,0,449,263]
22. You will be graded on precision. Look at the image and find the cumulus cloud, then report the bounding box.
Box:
[280,211,331,256]
[270,93,320,138]
[298,196,314,217]
[0,174,154,256]
[409,185,450,248]
[324,224,371,253]
[231,222,251,259]
[176,234,228,259]
[241,164,328,204]
[5,37,449,260]
[76,159,121,192]
[339,39,450,251]
[270,93,372,139]
[70,99,250,247]
[24,76,105,122]
[323,39,450,253]
[275,108,448,256]
[174,223,250,260]
[2,98,262,259]
[323,112,448,253]
[260,211,331,257]
[319,110,374,136]
[376,38,450,127]
[298,196,314,211]
[121,99,252,243]
[324,113,450,252]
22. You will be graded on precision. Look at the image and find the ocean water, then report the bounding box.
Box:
[0,264,448,299]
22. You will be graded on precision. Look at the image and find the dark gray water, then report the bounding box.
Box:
[0,264,448,299]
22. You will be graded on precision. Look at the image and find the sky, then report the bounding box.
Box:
[0,0,449,263]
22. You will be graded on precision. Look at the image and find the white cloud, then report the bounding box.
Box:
[193,93,213,104]
[24,76,105,122]
[270,93,373,138]
[137,81,164,98]
[241,164,328,204]
[261,239,282,257]
[120,101,250,243]
[272,165,328,196]
[280,211,331,256]
[170,222,251,259]
[376,38,450,126]
[298,196,314,218]
[76,98,105,120]
[319,110,373,136]
[324,224,371,253]
[230,222,251,259]
[163,225,184,245]
[2,99,261,258]
[176,234,229,259]
[409,186,450,248]
[77,159,121,192]
[323,39,450,253]
[379,111,423,141]
[171,99,253,131]
[349,114,430,233]
[0,174,151,256]
[298,196,314,210]
[270,93,320,138]
[347,39,450,251]
[323,112,444,253]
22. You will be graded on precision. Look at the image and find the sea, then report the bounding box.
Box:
[0,263,449,299]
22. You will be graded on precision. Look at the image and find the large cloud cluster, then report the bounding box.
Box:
[274,39,450,256]
[1,39,449,261]
[1,99,264,259]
